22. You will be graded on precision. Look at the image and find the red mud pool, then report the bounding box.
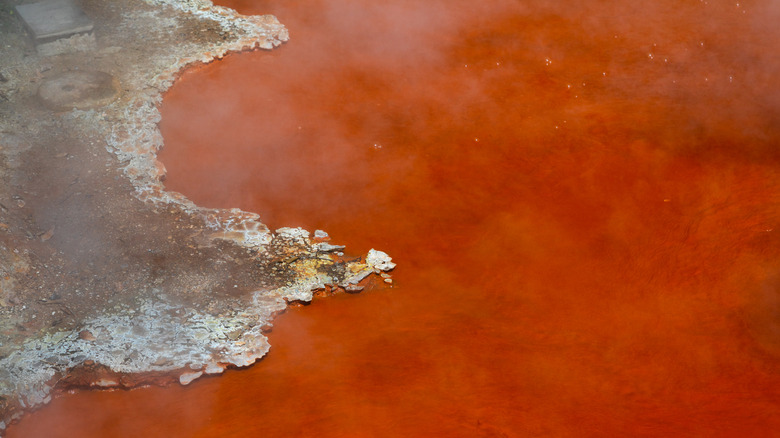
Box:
[9,0,780,436]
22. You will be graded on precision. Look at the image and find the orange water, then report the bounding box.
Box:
[10,0,780,436]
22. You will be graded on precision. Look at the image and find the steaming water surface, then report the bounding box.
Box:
[10,0,780,436]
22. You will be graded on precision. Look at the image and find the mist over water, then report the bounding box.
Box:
[11,0,780,436]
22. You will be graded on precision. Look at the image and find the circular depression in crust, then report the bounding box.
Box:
[37,70,120,111]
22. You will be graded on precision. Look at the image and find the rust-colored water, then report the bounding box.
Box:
[10,0,780,436]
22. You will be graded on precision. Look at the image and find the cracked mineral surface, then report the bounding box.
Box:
[0,0,394,432]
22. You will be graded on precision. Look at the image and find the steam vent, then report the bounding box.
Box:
[0,0,395,432]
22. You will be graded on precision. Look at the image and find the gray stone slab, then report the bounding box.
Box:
[14,0,93,43]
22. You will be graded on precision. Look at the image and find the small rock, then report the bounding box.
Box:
[39,227,55,242]
[366,249,396,271]
[78,329,96,341]
[93,378,118,387]
[315,242,346,253]
[179,371,203,385]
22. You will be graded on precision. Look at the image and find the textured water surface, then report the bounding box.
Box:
[12,0,780,436]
